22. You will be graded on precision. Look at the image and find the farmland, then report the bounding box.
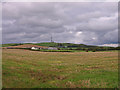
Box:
[2,49,118,88]
[2,42,120,51]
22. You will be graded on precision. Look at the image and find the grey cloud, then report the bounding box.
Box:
[2,2,118,45]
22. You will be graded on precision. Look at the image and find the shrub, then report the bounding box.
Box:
[85,49,88,52]
[92,49,96,52]
[39,49,73,52]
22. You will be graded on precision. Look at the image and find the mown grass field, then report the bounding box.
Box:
[2,49,118,88]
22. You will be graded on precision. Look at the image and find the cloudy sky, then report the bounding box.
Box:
[2,2,118,46]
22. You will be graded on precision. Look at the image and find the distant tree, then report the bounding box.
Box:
[86,49,88,52]
[115,47,120,50]
[92,49,96,52]
[58,48,60,50]
[69,48,72,50]
[77,47,81,50]
[58,43,63,47]
[82,48,85,51]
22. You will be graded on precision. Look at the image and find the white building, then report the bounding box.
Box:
[48,47,58,50]
[31,47,39,50]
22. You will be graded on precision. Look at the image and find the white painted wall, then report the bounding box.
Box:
[31,47,39,50]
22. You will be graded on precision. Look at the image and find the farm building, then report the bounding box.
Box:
[6,44,48,49]
[48,47,58,50]
[31,47,39,50]
[6,44,58,50]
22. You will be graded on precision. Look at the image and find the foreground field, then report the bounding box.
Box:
[2,49,118,88]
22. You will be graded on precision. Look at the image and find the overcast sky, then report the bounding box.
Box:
[2,2,118,46]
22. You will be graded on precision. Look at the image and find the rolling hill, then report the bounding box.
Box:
[2,42,119,51]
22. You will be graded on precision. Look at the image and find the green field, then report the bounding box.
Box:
[2,42,119,52]
[2,49,118,88]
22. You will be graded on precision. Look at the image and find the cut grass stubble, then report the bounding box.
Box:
[2,49,118,88]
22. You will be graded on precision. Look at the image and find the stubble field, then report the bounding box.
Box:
[2,49,118,88]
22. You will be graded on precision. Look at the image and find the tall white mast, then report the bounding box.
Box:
[51,35,53,42]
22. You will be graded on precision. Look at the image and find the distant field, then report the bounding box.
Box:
[2,49,118,88]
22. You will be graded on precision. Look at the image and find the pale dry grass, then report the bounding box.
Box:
[2,49,118,88]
